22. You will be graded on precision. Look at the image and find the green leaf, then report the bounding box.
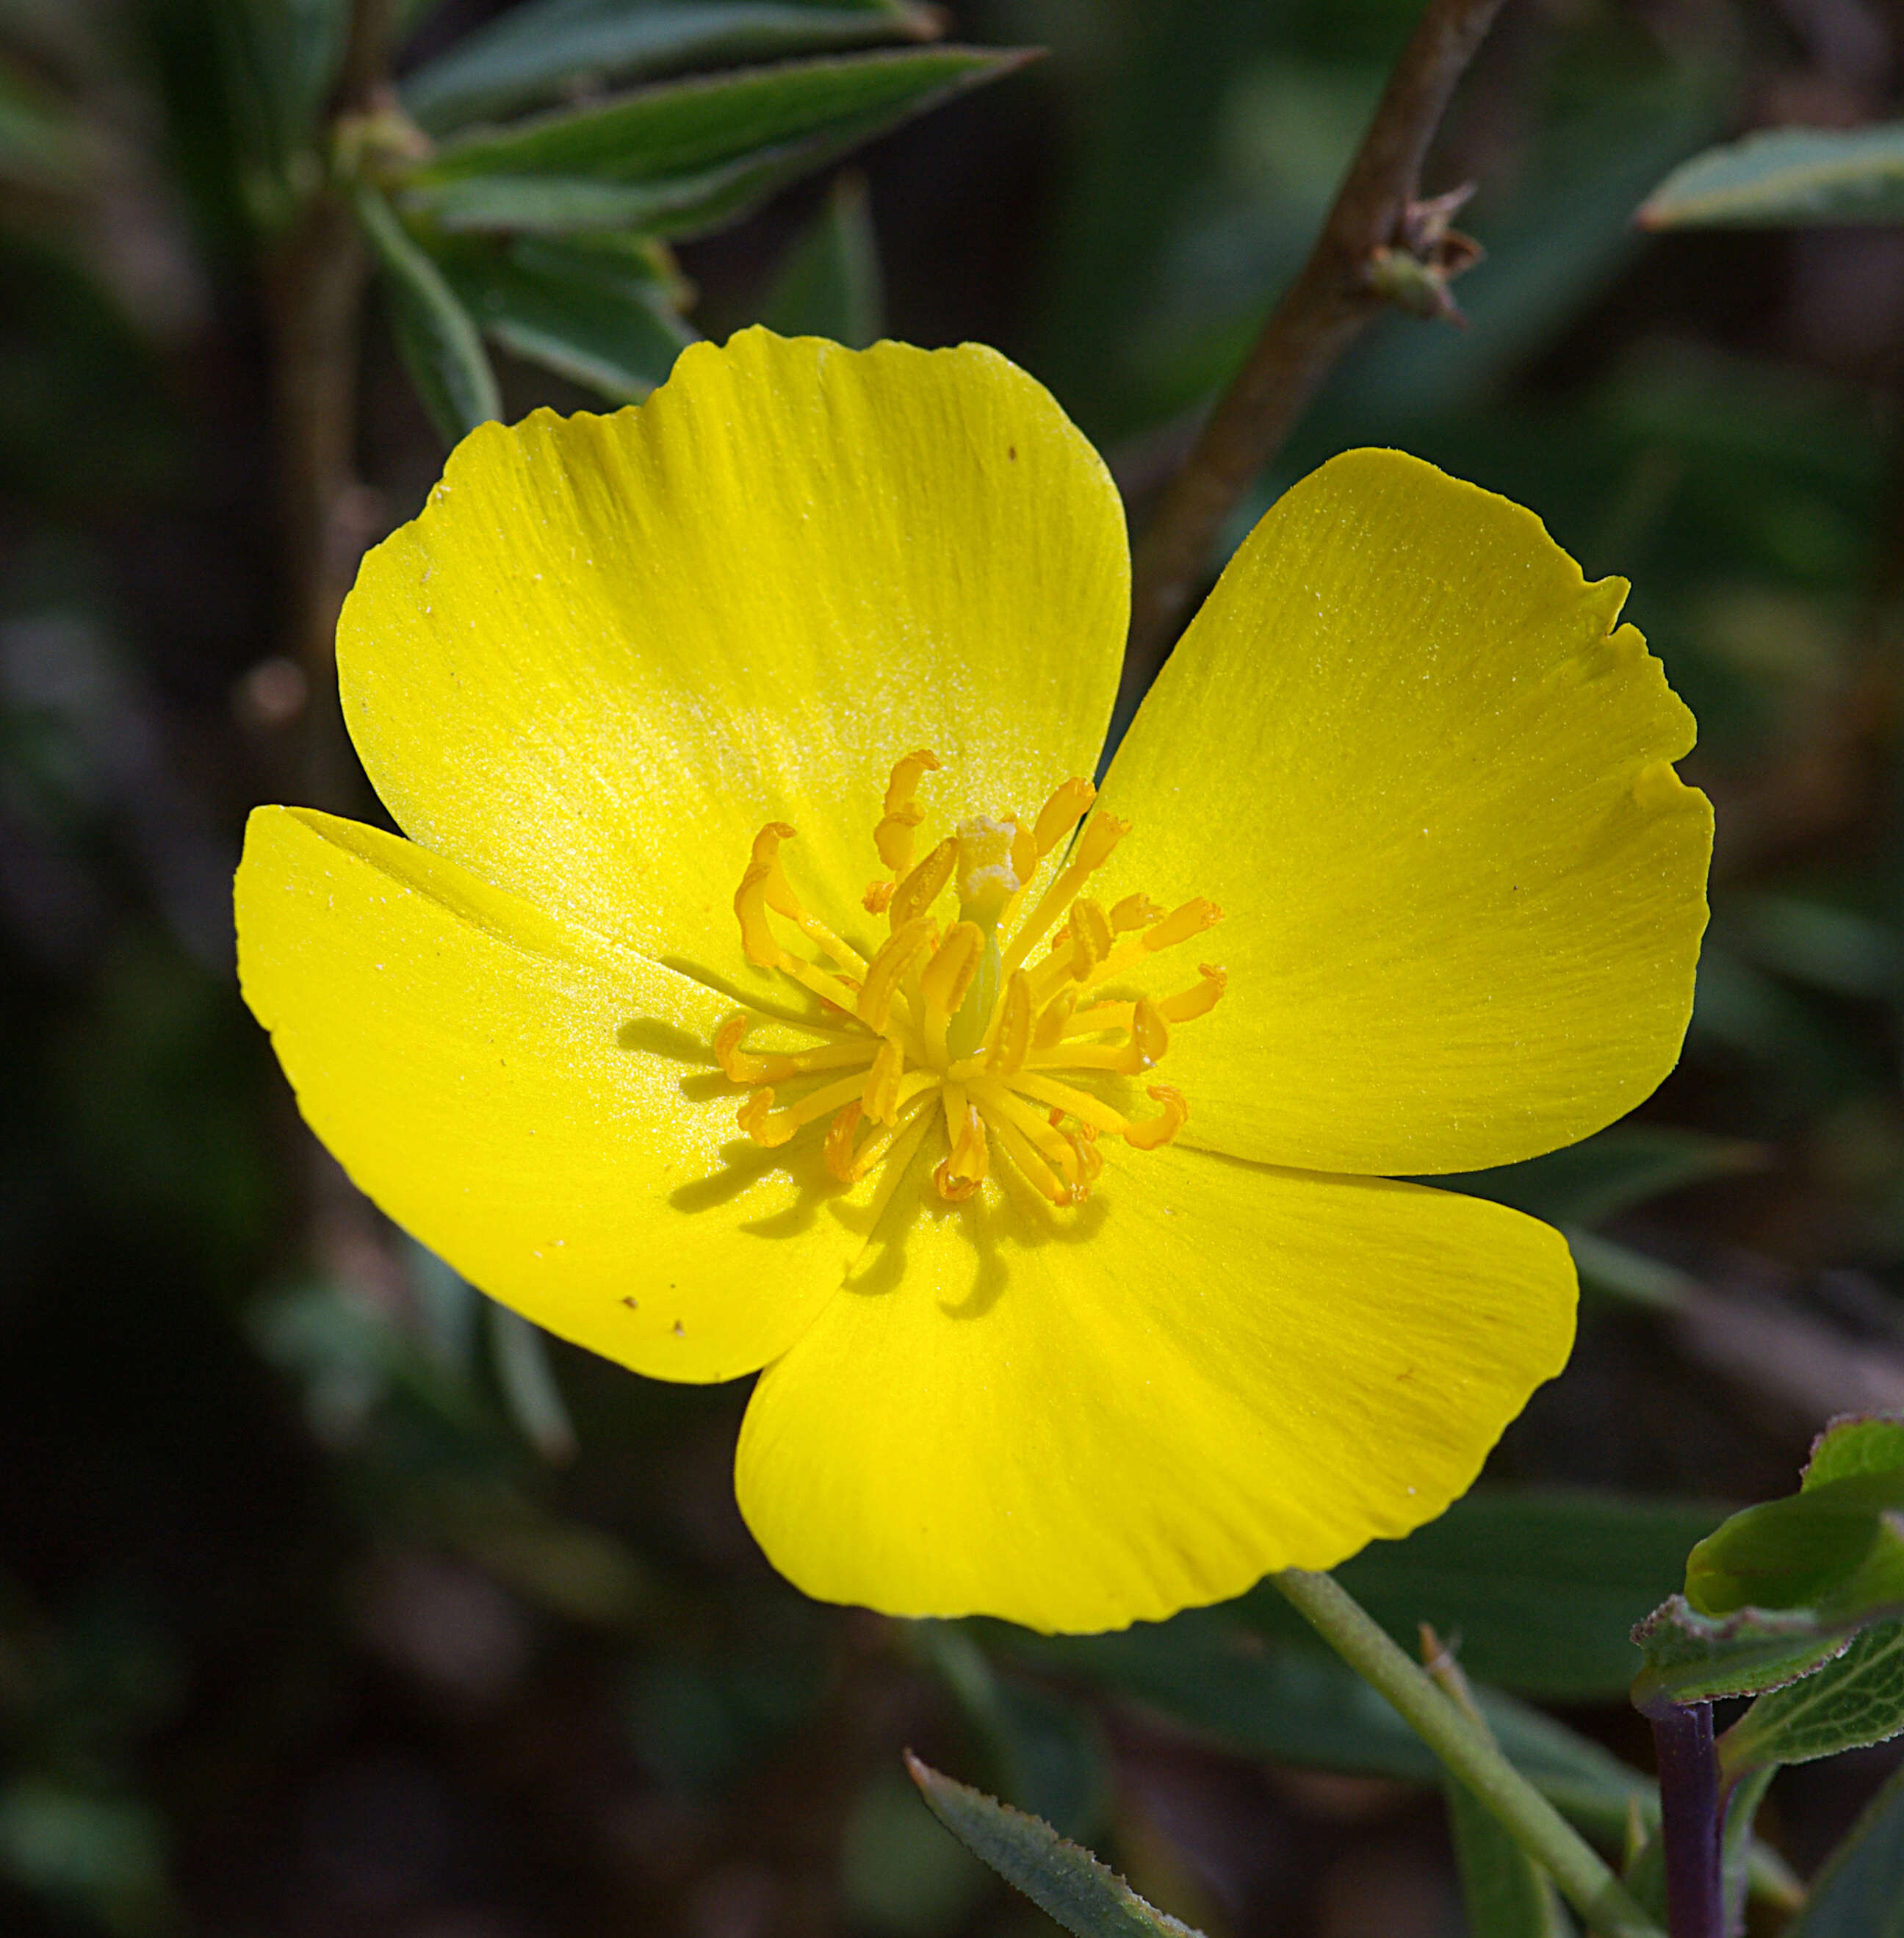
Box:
[214,0,354,203]
[1446,1778,1575,1938]
[1631,1595,1863,1705]
[489,1305,577,1463]
[0,57,87,190]
[904,1753,1202,1938]
[1426,1643,1573,1938]
[987,1615,1655,1848]
[1432,1127,1766,1230]
[403,48,1030,233]
[1720,1764,1778,1934]
[1563,1231,1698,1315]
[1684,1469,1904,1617]
[1805,1415,1904,1490]
[410,141,840,237]
[1719,893,1904,1001]
[353,184,502,442]
[404,0,938,133]
[759,170,882,345]
[1786,1761,1904,1937]
[909,1622,1110,1842]
[441,234,693,399]
[0,1779,173,1932]
[1720,1618,1904,1774]
[1638,122,1904,229]
[1311,1490,1728,1701]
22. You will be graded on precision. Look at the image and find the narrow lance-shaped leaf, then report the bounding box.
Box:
[1639,122,1904,229]
[490,1304,577,1464]
[1786,1760,1904,1937]
[352,183,501,443]
[1424,1631,1573,1938]
[987,1614,1656,1844]
[412,137,845,237]
[760,170,883,346]
[1283,1489,1728,1702]
[984,1618,1800,1909]
[1432,1126,1765,1231]
[441,234,694,400]
[403,46,1032,203]
[906,1623,1109,1843]
[904,1753,1202,1938]
[404,0,940,133]
[1720,1765,1777,1937]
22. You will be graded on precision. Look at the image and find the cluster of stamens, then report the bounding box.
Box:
[716,752,1225,1206]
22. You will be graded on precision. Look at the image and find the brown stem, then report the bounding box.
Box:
[1122,0,1510,699]
[259,0,399,1285]
[262,0,394,813]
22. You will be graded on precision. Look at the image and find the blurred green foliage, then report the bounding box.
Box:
[5,0,1904,1932]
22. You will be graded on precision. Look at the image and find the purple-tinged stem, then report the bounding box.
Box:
[1645,1699,1723,1938]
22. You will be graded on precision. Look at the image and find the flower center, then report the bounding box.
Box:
[715,752,1225,1206]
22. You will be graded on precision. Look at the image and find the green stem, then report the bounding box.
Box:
[1275,1570,1665,1938]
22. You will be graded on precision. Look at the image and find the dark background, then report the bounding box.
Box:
[5,0,1904,1931]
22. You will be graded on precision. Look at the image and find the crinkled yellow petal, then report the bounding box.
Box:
[234,804,876,1382]
[1095,447,1712,1176]
[339,328,1128,986]
[734,1138,1576,1632]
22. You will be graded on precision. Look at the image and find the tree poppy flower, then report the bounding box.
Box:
[234,329,1711,1634]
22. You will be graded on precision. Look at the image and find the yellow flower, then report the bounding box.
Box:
[234,329,1712,1635]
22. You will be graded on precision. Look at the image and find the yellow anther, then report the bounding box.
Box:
[1033,987,1077,1048]
[1033,777,1095,855]
[1009,818,1038,886]
[1069,898,1114,979]
[1075,812,1128,870]
[923,921,985,1020]
[934,1099,989,1203]
[736,1088,792,1147]
[1124,1084,1188,1150]
[824,1102,863,1181]
[1160,963,1227,1023]
[873,804,924,872]
[862,1037,905,1125]
[715,1012,793,1084]
[1065,1127,1105,1192]
[884,749,941,812]
[734,862,785,969]
[746,821,802,912]
[1117,995,1169,1074]
[720,750,1211,1206]
[875,749,941,871]
[987,970,1033,1076]
[890,837,956,929]
[954,815,1021,922]
[1144,898,1222,951]
[857,918,934,1032]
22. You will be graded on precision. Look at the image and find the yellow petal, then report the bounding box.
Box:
[734,1139,1576,1632]
[1097,447,1712,1175]
[340,329,1128,984]
[234,804,874,1382]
